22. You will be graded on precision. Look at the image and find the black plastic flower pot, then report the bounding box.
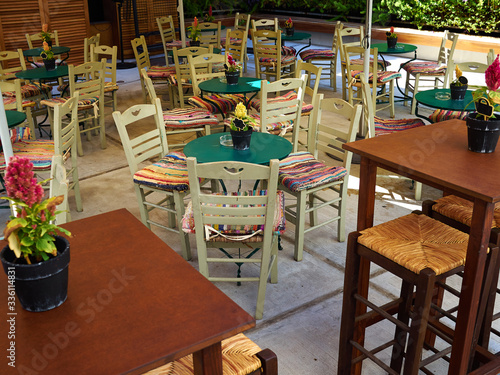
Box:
[230,129,252,150]
[189,40,200,47]
[450,84,468,101]
[387,37,397,49]
[225,70,240,85]
[1,236,70,312]
[466,113,500,153]
[286,27,295,36]
[43,58,56,71]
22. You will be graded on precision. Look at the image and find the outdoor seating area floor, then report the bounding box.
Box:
[3,44,500,374]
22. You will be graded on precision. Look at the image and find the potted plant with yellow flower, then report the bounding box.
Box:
[0,157,71,312]
[224,54,241,85]
[229,103,255,150]
[284,18,294,36]
[450,65,468,101]
[386,26,397,49]
[467,54,500,153]
[40,41,56,71]
[188,17,201,46]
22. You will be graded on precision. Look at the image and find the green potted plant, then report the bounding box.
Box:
[284,17,294,36]
[188,17,201,46]
[229,103,255,150]
[204,5,214,22]
[0,157,71,312]
[450,65,468,100]
[40,41,55,71]
[467,54,500,153]
[224,54,242,85]
[386,26,397,49]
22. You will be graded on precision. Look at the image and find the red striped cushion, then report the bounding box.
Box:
[403,61,446,76]
[249,91,313,115]
[259,54,296,66]
[374,116,425,136]
[147,66,176,79]
[188,94,243,114]
[2,83,52,98]
[133,151,189,192]
[3,97,36,108]
[428,109,467,123]
[0,139,54,171]
[352,70,401,83]
[299,49,335,61]
[163,108,219,129]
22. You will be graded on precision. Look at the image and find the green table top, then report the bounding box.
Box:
[371,42,417,54]
[415,88,475,111]
[15,65,68,81]
[6,110,26,127]
[199,77,262,95]
[272,31,312,42]
[184,132,292,164]
[23,46,70,57]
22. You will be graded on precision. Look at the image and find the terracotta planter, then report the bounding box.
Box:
[450,84,468,101]
[230,129,252,150]
[465,113,500,153]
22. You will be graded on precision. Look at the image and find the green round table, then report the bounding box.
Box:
[16,65,69,82]
[184,132,292,164]
[371,42,417,56]
[23,46,71,65]
[415,88,475,121]
[199,77,262,108]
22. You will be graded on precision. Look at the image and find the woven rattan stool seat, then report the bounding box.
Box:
[358,213,469,274]
[433,195,500,229]
[142,333,262,375]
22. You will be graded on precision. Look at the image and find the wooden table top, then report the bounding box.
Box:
[343,119,500,203]
[0,209,255,374]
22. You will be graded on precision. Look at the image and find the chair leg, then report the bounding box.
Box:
[389,80,395,118]
[390,280,413,372]
[255,236,274,320]
[99,112,106,150]
[76,118,84,157]
[337,183,348,243]
[140,76,148,104]
[410,74,421,115]
[404,72,411,107]
[270,238,278,284]
[173,191,191,261]
[256,349,278,375]
[135,184,151,229]
[293,191,307,262]
[71,162,83,212]
[414,181,423,201]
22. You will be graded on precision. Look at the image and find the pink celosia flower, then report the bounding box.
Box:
[4,157,44,208]
[390,26,395,34]
[485,55,500,92]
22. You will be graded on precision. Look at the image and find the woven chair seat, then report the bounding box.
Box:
[282,46,296,56]
[41,96,99,110]
[142,333,263,375]
[432,195,500,229]
[351,70,402,83]
[163,108,219,129]
[3,97,36,108]
[299,49,335,61]
[374,116,425,136]
[182,190,286,239]
[2,83,51,99]
[133,151,189,192]
[248,90,313,116]
[279,151,347,192]
[188,94,243,114]
[221,37,242,47]
[403,61,447,76]
[359,213,469,274]
[429,109,467,123]
[147,65,176,79]
[259,54,296,67]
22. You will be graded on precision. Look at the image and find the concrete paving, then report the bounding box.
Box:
[3,37,499,374]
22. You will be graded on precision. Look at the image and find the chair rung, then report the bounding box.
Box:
[354,294,410,332]
[304,196,341,214]
[435,280,461,298]
[207,258,262,264]
[303,216,340,234]
[209,276,259,282]
[351,339,396,365]
[419,345,452,368]
[147,219,179,233]
[350,341,399,375]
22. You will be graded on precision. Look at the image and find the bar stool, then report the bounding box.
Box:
[338,213,470,374]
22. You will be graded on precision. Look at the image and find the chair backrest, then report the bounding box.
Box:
[343,45,380,87]
[186,156,279,246]
[198,22,222,48]
[90,44,118,85]
[53,91,79,157]
[131,35,151,73]
[331,21,343,51]
[225,29,247,65]
[156,15,177,65]
[0,49,27,81]
[259,75,307,151]
[360,73,377,138]
[234,13,251,33]
[309,94,362,174]
[26,30,60,64]
[251,18,278,32]
[112,98,168,176]
[188,53,226,96]
[445,60,489,89]
[0,79,23,111]
[296,60,322,106]
[141,68,158,104]
[68,60,105,111]
[436,30,459,66]
[49,155,69,225]
[251,29,282,80]
[488,49,497,65]
[84,34,100,63]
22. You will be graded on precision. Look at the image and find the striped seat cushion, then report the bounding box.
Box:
[188,94,243,114]
[221,37,242,47]
[227,114,293,135]
[182,190,286,237]
[9,127,31,142]
[259,54,296,67]
[41,96,99,110]
[2,83,52,98]
[104,82,119,92]
[164,40,184,49]
[0,137,54,172]
[343,58,391,68]
[147,65,176,79]
[248,90,313,116]
[163,108,219,129]
[279,151,347,192]
[374,116,425,136]
[429,109,467,123]
[282,46,296,56]
[352,70,401,83]
[133,151,189,192]
[403,61,446,76]
[3,97,36,108]
[167,74,191,87]
[299,49,335,61]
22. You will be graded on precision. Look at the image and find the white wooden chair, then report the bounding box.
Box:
[1,79,36,137]
[83,34,100,63]
[25,30,61,66]
[251,18,278,33]
[198,21,222,49]
[49,155,69,225]
[224,28,247,72]
[278,94,362,261]
[156,15,183,65]
[337,25,364,100]
[90,44,118,111]
[184,157,281,319]
[112,98,191,260]
[229,13,251,72]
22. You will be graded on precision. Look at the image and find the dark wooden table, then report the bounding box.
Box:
[0,209,255,374]
[343,119,500,374]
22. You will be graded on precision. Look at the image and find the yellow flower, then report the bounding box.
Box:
[43,41,50,51]
[455,66,462,79]
[235,102,247,119]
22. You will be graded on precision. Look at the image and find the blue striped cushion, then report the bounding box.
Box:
[133,151,189,192]
[279,152,347,192]
[374,116,425,136]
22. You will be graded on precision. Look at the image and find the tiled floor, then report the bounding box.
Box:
[4,38,499,374]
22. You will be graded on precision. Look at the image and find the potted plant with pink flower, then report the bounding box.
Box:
[466,54,500,153]
[0,157,71,312]
[224,54,241,85]
[204,5,214,22]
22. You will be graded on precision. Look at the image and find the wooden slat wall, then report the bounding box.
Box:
[0,0,90,67]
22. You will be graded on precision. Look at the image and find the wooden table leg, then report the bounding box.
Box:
[449,199,494,374]
[193,341,223,375]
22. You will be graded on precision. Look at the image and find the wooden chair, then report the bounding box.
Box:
[198,21,222,49]
[225,28,247,73]
[278,94,362,261]
[141,68,219,149]
[1,79,36,137]
[337,25,364,100]
[49,155,69,225]
[156,15,183,65]
[403,30,459,114]
[229,13,251,72]
[445,60,489,89]
[143,333,277,375]
[90,44,118,111]
[0,49,27,81]
[252,29,296,82]
[184,156,282,320]
[344,45,401,118]
[112,98,191,261]
[83,34,100,63]
[251,18,278,33]
[131,35,174,103]
[360,73,425,200]
[298,21,342,90]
